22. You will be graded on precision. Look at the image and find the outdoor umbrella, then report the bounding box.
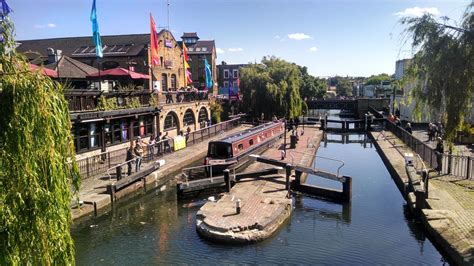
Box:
[87,67,150,80]
[29,63,58,78]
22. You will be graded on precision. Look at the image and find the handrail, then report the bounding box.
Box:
[106,158,136,184]
[289,150,345,177]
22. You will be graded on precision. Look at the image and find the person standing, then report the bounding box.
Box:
[428,123,433,141]
[435,137,444,174]
[405,122,413,134]
[126,141,135,176]
[134,137,144,172]
[148,135,156,159]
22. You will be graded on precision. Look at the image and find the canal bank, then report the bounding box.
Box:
[370,131,474,265]
[196,126,323,243]
[72,124,251,221]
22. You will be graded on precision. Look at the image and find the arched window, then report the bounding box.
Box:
[161,74,168,91]
[183,109,195,126]
[164,112,178,130]
[198,107,208,123]
[171,74,177,89]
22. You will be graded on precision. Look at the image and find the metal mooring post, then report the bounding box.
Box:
[285,164,292,192]
[423,170,429,198]
[224,169,231,193]
[342,176,352,202]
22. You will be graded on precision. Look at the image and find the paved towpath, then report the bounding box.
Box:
[196,126,323,243]
[372,130,473,265]
[72,124,251,221]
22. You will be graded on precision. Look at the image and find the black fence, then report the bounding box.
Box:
[76,117,241,179]
[385,121,472,179]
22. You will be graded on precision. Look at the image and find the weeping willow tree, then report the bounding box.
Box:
[0,7,80,264]
[240,56,303,119]
[401,4,474,142]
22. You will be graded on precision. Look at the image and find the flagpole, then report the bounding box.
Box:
[183,43,186,88]
[97,58,101,91]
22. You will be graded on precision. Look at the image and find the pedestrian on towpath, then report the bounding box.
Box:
[405,122,412,134]
[134,137,144,172]
[435,137,444,174]
[126,141,135,176]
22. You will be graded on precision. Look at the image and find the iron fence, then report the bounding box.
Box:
[385,120,472,179]
[75,117,241,179]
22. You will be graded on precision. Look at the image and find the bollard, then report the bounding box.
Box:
[236,199,241,214]
[285,164,292,192]
[295,170,302,186]
[415,189,426,216]
[223,169,231,193]
[422,170,429,198]
[342,176,352,202]
[116,165,122,180]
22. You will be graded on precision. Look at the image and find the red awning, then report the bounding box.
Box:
[29,63,58,78]
[87,67,150,80]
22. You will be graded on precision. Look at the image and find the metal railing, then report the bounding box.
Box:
[289,150,345,177]
[75,117,241,180]
[385,120,473,179]
[158,90,209,104]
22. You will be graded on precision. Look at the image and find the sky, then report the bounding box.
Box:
[10,0,471,77]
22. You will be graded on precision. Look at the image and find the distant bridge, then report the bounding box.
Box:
[307,98,390,115]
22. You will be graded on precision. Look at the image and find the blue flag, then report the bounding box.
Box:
[204,57,213,89]
[90,0,103,58]
[0,0,12,18]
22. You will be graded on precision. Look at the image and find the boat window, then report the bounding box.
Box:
[238,144,243,151]
[249,139,254,146]
[208,143,232,159]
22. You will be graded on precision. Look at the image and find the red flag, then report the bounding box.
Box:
[182,42,189,63]
[149,14,160,67]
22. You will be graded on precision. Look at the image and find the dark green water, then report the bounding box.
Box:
[72,130,448,265]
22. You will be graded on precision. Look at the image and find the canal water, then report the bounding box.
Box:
[72,113,447,265]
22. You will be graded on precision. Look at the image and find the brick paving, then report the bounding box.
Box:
[196,126,323,243]
[372,130,474,264]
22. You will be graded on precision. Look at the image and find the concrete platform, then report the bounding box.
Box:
[196,127,323,243]
[371,131,474,265]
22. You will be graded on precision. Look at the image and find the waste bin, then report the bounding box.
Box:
[290,135,297,149]
[116,165,122,180]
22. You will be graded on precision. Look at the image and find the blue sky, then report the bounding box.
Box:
[10,0,470,77]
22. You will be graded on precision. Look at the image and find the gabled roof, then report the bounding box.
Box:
[44,55,98,79]
[181,32,199,39]
[17,34,150,59]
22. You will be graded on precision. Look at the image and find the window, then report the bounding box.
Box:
[161,74,168,91]
[233,69,238,78]
[160,56,164,67]
[249,139,254,146]
[145,116,153,136]
[164,112,177,130]
[198,108,208,123]
[237,144,244,151]
[73,123,101,152]
[120,120,129,142]
[224,81,229,88]
[188,47,194,52]
[233,81,238,88]
[171,74,177,89]
[202,47,207,52]
[89,123,99,148]
[183,110,195,126]
[224,69,229,78]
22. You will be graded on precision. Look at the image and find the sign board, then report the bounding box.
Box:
[153,81,161,92]
[173,136,186,151]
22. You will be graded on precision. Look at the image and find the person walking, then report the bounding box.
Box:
[126,141,135,176]
[134,137,144,172]
[428,123,433,141]
[148,135,156,159]
[435,137,444,174]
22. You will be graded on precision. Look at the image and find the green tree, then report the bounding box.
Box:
[401,4,474,141]
[240,56,303,119]
[365,73,391,85]
[299,66,327,100]
[336,79,353,97]
[210,101,223,124]
[0,12,80,264]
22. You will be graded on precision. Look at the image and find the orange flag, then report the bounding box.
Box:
[182,42,189,63]
[149,14,160,67]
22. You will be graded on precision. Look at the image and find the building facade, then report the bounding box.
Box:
[216,61,246,100]
[178,32,217,92]
[153,30,186,91]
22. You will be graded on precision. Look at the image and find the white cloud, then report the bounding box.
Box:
[394,7,440,17]
[274,35,281,39]
[308,46,318,52]
[287,33,311,40]
[228,48,243,52]
[34,23,57,29]
[216,48,225,54]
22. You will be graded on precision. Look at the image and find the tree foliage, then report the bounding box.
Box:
[365,73,391,85]
[0,13,80,264]
[240,56,304,119]
[401,4,474,141]
[336,79,353,97]
[299,66,327,100]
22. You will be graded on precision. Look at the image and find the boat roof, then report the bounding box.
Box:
[212,122,281,144]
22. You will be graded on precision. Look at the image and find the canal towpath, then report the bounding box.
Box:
[196,126,323,243]
[72,124,251,221]
[371,130,474,265]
